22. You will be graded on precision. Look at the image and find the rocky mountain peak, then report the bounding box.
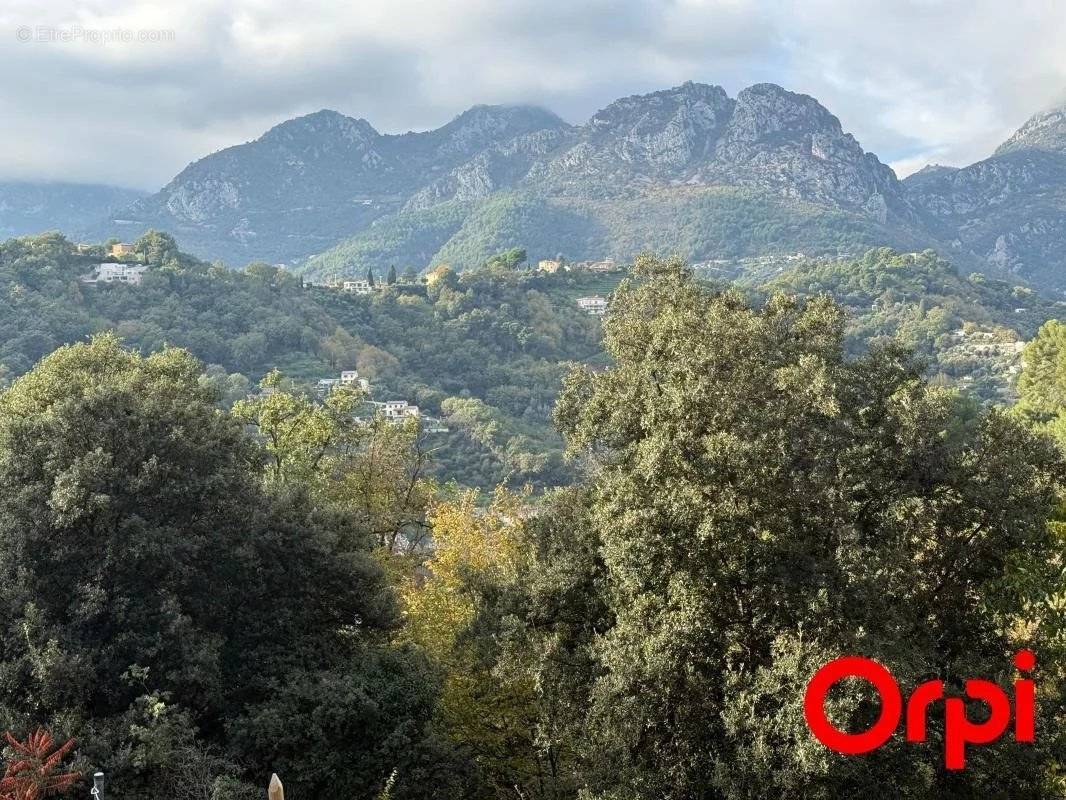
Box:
[417,103,568,161]
[444,103,564,133]
[539,82,736,181]
[258,109,381,149]
[706,83,905,220]
[995,102,1066,156]
[722,83,844,145]
[587,81,734,138]
[91,79,940,268]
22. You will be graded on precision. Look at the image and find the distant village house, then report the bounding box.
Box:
[342,279,374,295]
[316,369,371,397]
[571,258,617,272]
[109,242,137,257]
[81,263,148,286]
[381,400,419,421]
[576,295,609,315]
[340,370,370,391]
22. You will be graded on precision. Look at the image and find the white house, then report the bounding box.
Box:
[342,279,374,295]
[381,400,419,421]
[81,263,148,285]
[582,259,617,272]
[315,378,340,396]
[576,295,608,315]
[340,370,370,391]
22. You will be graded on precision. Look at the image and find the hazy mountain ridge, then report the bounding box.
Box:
[304,82,936,279]
[0,181,146,239]
[77,83,1066,292]
[90,104,568,263]
[902,102,1066,291]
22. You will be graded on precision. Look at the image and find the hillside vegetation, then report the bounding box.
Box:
[2,232,1062,490]
[0,231,607,488]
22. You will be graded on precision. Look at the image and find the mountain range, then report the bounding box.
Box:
[0,181,145,240]
[8,82,1066,292]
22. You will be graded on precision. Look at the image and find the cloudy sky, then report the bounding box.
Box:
[2,0,1065,190]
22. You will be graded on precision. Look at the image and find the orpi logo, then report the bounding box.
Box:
[803,651,1035,769]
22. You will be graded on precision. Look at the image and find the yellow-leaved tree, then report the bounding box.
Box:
[403,488,546,795]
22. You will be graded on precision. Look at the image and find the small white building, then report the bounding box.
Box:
[81,263,148,285]
[342,279,374,295]
[315,378,340,396]
[381,400,419,421]
[340,370,370,391]
[585,258,617,272]
[576,295,608,316]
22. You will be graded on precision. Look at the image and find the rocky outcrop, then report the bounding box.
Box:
[903,104,1066,290]
[703,84,908,221]
[529,82,734,190]
[995,103,1066,155]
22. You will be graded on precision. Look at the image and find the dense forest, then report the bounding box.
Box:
[0,232,614,489]
[1,232,1059,494]
[0,255,1062,799]
[755,248,1065,401]
[301,185,925,279]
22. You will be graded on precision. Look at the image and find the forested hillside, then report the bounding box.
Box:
[0,231,606,489]
[304,185,919,279]
[754,248,1065,401]
[6,257,1063,799]
[2,232,1064,488]
[0,241,1064,798]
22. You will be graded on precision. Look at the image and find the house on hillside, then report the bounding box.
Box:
[576,295,608,315]
[315,378,341,396]
[340,370,370,391]
[538,259,566,273]
[342,279,374,295]
[381,400,419,421]
[316,370,371,397]
[109,242,136,257]
[578,258,617,272]
[81,263,148,285]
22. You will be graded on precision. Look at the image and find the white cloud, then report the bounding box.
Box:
[1,0,1064,188]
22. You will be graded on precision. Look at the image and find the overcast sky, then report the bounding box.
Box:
[2,0,1065,190]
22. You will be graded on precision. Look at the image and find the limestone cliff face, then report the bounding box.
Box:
[995,103,1066,156]
[419,81,913,220]
[529,82,735,190]
[704,84,907,223]
[904,104,1066,288]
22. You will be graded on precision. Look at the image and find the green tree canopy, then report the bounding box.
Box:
[0,335,436,799]
[499,256,1065,799]
[1016,319,1066,441]
[484,248,527,270]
